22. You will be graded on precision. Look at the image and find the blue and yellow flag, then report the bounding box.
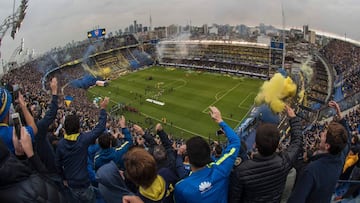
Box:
[64,95,74,107]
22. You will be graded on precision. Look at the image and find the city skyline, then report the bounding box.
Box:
[0,0,359,64]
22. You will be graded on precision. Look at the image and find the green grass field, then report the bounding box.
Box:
[87,66,263,141]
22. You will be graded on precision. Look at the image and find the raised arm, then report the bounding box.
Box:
[329,101,352,161]
[155,123,172,150]
[283,105,303,166]
[18,92,38,136]
[156,123,177,170]
[113,116,133,168]
[209,106,240,176]
[84,97,109,145]
[19,127,48,173]
[36,78,59,139]
[133,124,157,148]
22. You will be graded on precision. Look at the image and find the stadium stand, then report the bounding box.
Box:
[1,33,360,202]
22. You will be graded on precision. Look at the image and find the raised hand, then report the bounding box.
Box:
[118,115,126,128]
[100,97,110,109]
[133,124,145,136]
[329,101,342,119]
[50,77,58,95]
[285,105,296,118]
[209,106,223,123]
[19,127,34,158]
[18,92,26,108]
[122,195,144,203]
[12,129,24,156]
[155,123,163,132]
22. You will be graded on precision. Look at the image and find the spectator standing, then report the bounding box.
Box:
[174,106,240,203]
[229,105,302,203]
[124,147,177,203]
[287,101,351,203]
[55,97,109,203]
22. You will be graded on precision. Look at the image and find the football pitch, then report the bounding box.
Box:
[88,66,263,140]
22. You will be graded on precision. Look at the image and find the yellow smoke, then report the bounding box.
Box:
[297,73,305,104]
[300,61,313,83]
[298,89,305,104]
[99,67,112,78]
[255,73,297,113]
[85,67,112,78]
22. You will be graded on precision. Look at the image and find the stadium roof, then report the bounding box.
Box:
[159,40,269,48]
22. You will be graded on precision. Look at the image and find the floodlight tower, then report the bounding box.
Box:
[0,0,28,59]
[6,38,24,71]
[281,0,286,69]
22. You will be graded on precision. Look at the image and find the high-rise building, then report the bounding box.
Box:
[129,25,134,33]
[134,20,138,33]
[149,13,152,31]
[167,24,178,37]
[309,31,316,44]
[203,24,208,35]
[303,25,309,39]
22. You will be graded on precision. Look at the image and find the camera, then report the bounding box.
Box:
[216,129,224,136]
[11,112,22,140]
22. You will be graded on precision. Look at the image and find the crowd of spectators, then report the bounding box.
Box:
[0,36,359,202]
[321,39,360,97]
[160,58,269,78]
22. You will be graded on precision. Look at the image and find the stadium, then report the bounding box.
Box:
[0,1,360,202]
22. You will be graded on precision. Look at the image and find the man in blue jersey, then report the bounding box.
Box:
[174,106,240,203]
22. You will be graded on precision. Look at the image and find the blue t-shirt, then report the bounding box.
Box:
[0,125,35,154]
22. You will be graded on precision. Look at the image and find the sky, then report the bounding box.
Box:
[0,0,359,66]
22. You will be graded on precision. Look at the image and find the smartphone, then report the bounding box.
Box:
[216,129,224,136]
[11,113,22,140]
[11,84,20,103]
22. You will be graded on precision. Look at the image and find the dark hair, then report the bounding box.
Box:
[186,136,212,168]
[351,135,359,144]
[214,145,222,157]
[98,133,114,149]
[255,123,280,156]
[64,114,80,135]
[124,147,157,188]
[152,145,167,162]
[326,121,348,155]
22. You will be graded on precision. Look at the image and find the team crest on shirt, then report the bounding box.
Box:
[199,181,212,193]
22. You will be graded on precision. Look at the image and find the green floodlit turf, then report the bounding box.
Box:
[88,66,263,140]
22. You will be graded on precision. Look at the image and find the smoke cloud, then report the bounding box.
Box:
[255,73,297,113]
[300,59,314,83]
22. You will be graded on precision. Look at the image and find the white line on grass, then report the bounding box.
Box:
[88,89,206,138]
[174,79,187,90]
[238,92,255,108]
[215,89,227,100]
[202,82,242,113]
[139,112,207,139]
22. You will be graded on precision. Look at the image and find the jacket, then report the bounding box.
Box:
[55,109,107,188]
[35,94,58,173]
[229,116,302,203]
[287,118,351,203]
[0,139,66,203]
[96,161,133,203]
[174,121,240,203]
[94,127,133,170]
[138,167,178,203]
